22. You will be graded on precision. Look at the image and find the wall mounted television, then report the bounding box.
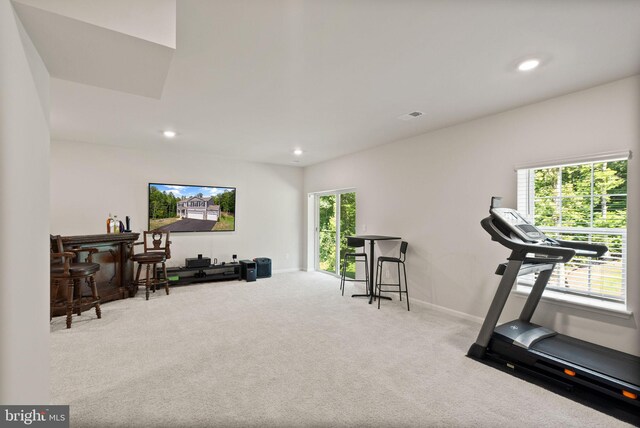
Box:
[148,183,236,232]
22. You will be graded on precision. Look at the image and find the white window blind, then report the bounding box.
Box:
[516,155,629,304]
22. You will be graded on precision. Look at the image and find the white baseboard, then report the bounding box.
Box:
[410,297,483,324]
[273,270,483,324]
[273,268,303,274]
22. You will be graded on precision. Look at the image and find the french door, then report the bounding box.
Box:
[316,190,356,277]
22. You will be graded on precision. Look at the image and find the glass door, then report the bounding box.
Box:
[318,194,337,274]
[316,191,356,276]
[338,192,356,279]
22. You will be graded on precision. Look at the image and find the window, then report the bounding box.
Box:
[516,153,628,306]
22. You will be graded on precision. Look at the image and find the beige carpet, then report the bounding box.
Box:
[50,271,632,427]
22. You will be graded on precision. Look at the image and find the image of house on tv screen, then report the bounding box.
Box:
[149,183,236,232]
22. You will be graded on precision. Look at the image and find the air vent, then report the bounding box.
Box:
[397,111,424,121]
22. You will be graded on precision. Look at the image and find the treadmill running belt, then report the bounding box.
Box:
[532,334,640,387]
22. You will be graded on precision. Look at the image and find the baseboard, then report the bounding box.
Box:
[272,270,483,324]
[273,268,302,274]
[409,297,483,324]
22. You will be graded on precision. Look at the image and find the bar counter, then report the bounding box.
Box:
[50,233,140,315]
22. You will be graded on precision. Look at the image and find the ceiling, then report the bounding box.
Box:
[18,0,640,167]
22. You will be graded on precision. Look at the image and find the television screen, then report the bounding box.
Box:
[148,183,236,232]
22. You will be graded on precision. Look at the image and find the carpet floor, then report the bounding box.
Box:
[50,271,633,427]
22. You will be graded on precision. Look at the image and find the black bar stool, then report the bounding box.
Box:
[375,241,409,310]
[340,237,369,295]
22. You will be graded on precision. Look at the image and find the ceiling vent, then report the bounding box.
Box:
[397,111,424,121]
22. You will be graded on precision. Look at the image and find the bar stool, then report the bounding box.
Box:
[131,231,171,300]
[50,235,102,329]
[375,241,409,310]
[340,237,369,295]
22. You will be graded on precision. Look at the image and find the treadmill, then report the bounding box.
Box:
[468,197,639,409]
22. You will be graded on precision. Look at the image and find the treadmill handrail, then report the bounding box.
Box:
[553,239,608,258]
[481,217,576,263]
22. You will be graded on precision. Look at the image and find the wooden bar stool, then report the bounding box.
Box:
[50,235,102,329]
[131,231,171,300]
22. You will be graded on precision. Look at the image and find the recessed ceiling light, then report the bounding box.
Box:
[293,149,303,156]
[517,58,540,72]
[163,130,177,138]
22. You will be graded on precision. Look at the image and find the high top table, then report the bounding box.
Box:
[348,235,401,304]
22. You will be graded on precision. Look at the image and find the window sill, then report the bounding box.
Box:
[513,286,633,319]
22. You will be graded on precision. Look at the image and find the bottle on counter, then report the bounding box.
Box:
[107,213,113,233]
[114,215,120,233]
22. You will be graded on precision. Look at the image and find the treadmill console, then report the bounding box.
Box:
[490,207,547,243]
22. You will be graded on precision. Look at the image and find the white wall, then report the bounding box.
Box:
[50,141,303,272]
[0,0,50,403]
[304,76,640,355]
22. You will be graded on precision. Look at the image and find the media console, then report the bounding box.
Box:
[160,263,241,285]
